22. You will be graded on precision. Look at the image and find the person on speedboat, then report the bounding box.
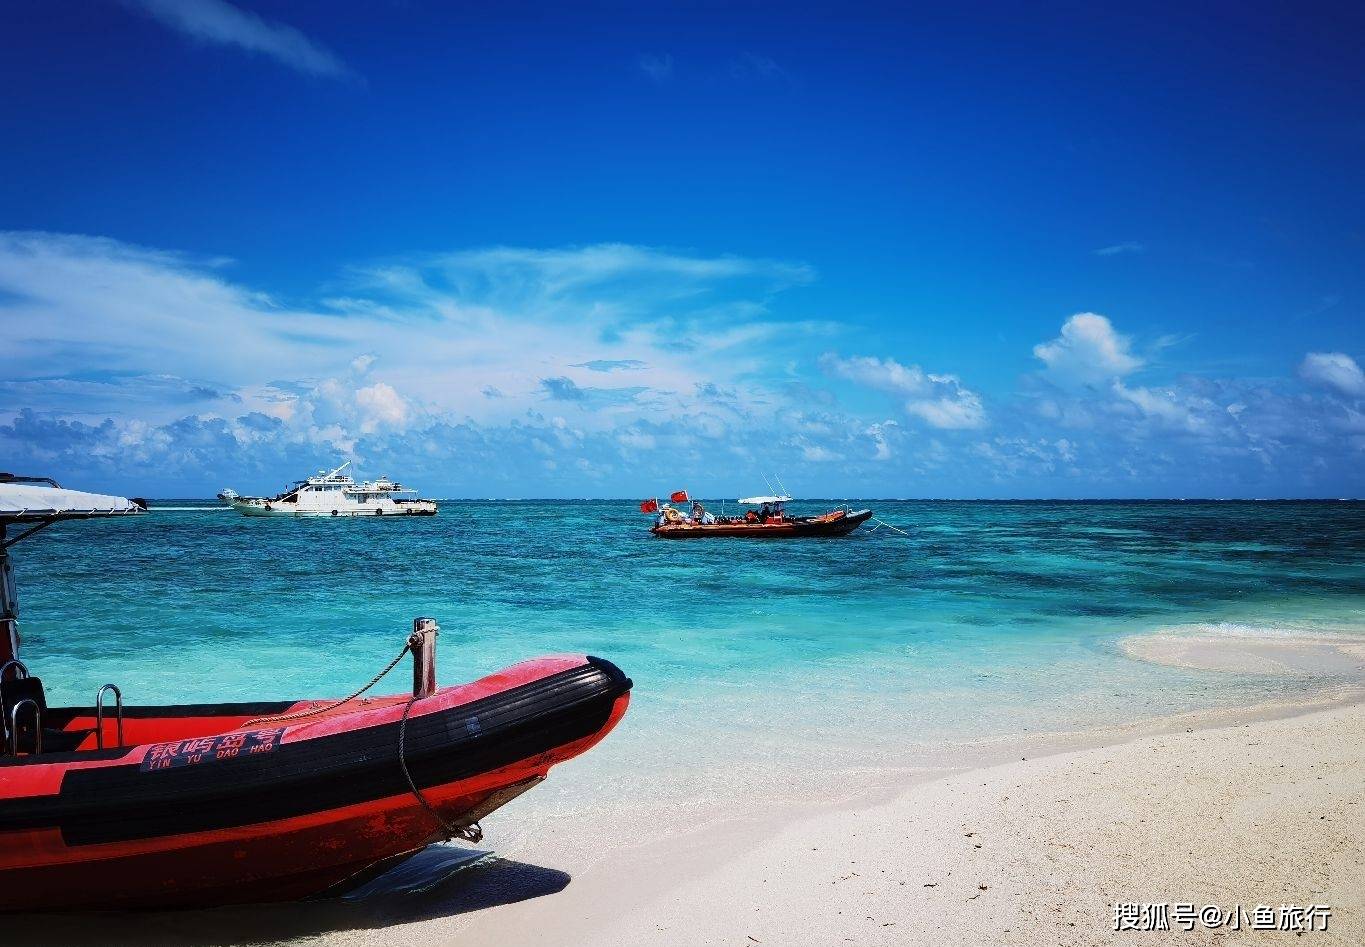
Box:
[691,500,715,525]
[658,504,686,526]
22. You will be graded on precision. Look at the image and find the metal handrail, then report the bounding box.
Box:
[0,660,27,754]
[9,698,41,756]
[0,474,62,488]
[95,683,124,750]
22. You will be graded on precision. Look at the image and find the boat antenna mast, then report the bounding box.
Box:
[759,472,792,500]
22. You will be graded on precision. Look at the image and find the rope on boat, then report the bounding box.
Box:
[868,518,910,536]
[400,694,483,844]
[240,637,483,844]
[241,642,412,727]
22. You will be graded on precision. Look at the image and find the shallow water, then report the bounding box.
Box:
[10,499,1365,857]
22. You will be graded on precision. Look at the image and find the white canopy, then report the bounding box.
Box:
[0,482,144,522]
[737,495,793,505]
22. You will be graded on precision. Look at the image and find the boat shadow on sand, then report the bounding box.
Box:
[2,849,568,945]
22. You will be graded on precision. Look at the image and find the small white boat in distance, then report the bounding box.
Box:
[224,463,438,517]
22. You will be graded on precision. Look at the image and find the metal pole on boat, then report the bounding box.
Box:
[410,617,438,699]
[0,524,19,675]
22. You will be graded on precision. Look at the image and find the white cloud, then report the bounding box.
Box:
[1093,242,1145,257]
[864,421,898,460]
[355,382,409,433]
[0,232,823,425]
[904,385,987,429]
[616,429,657,451]
[128,0,354,81]
[407,243,815,304]
[6,232,1362,497]
[1300,352,1365,397]
[0,230,846,486]
[799,441,837,462]
[820,354,987,429]
[1033,313,1143,383]
[1111,381,1208,433]
[637,53,673,82]
[972,436,1081,478]
[730,53,793,85]
[819,354,930,394]
[0,231,378,403]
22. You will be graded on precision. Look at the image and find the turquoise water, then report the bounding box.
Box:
[10,500,1365,840]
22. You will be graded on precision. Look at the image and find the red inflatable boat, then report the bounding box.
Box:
[652,507,873,538]
[645,493,874,539]
[0,476,631,911]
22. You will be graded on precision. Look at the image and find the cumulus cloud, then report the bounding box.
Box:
[1111,380,1210,433]
[0,229,858,495]
[127,0,355,81]
[820,354,929,394]
[1300,352,1365,397]
[1033,313,1143,383]
[354,382,409,432]
[820,354,987,429]
[904,388,986,429]
[4,230,1362,497]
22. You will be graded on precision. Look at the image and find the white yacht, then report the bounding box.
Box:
[223,463,438,517]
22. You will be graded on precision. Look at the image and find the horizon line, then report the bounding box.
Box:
[146,496,1365,504]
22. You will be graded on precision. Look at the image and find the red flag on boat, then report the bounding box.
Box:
[670,490,689,503]
[639,498,659,514]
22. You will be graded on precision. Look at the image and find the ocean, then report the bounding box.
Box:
[11,499,1365,861]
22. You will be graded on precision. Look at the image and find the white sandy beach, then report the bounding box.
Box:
[410,702,1360,947]
[397,631,1365,947]
[328,631,1363,947]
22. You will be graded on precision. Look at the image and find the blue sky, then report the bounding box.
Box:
[2,1,1363,497]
